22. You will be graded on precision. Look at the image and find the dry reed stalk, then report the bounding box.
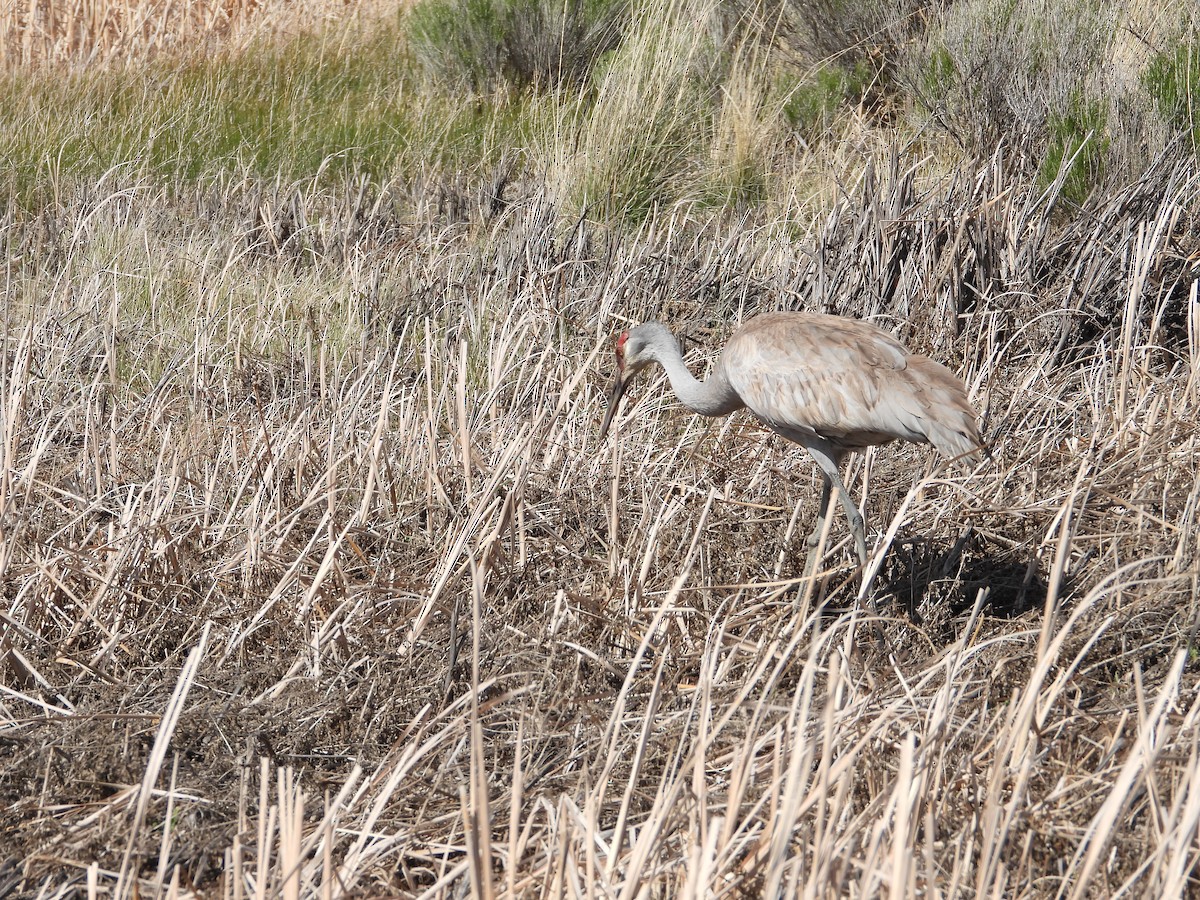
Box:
[1,0,398,69]
[1,145,1198,897]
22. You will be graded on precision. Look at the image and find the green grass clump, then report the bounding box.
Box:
[407,0,506,90]
[1142,36,1200,152]
[782,60,872,137]
[0,19,532,204]
[1038,92,1109,205]
[407,0,628,91]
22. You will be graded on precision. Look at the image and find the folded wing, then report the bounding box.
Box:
[721,312,982,460]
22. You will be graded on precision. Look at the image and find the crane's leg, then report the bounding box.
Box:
[803,474,833,577]
[804,444,868,567]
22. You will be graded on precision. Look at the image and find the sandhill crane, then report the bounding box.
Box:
[599,311,984,574]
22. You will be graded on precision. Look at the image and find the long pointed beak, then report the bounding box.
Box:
[598,373,627,442]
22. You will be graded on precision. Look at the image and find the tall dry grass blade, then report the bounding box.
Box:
[465,553,496,900]
[276,767,304,900]
[457,338,474,500]
[761,636,820,897]
[603,655,666,884]
[256,759,275,900]
[153,755,181,888]
[115,621,211,900]
[1063,650,1188,899]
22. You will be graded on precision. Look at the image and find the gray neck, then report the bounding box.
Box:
[642,325,744,418]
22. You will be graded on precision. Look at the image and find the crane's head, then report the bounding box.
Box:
[599,327,656,441]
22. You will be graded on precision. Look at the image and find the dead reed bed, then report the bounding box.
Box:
[1,148,1199,897]
[0,0,394,69]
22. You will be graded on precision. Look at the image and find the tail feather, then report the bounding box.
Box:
[925,417,986,463]
[905,356,985,464]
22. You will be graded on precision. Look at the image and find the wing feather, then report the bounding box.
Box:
[720,312,981,457]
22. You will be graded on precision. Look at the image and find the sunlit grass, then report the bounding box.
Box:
[3,1,1200,897]
[0,18,540,204]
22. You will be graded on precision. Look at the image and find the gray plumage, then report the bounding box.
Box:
[599,311,984,570]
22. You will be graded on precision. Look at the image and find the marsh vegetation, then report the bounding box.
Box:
[2,0,1199,895]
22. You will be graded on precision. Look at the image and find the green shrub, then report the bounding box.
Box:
[407,0,629,91]
[906,0,1120,184]
[781,60,872,136]
[772,0,927,84]
[549,0,720,220]
[1142,36,1199,150]
[0,19,535,201]
[745,0,927,128]
[1037,92,1109,205]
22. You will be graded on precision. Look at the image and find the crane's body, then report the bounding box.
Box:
[599,311,984,571]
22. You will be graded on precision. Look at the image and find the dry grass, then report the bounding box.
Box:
[3,0,1200,896]
[1,0,396,69]
[1,141,1199,896]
